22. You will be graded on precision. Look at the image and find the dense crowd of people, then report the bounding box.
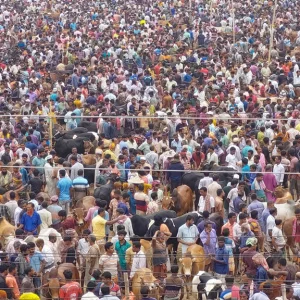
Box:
[1,0,300,299]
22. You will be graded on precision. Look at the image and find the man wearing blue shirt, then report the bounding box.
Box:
[27,241,46,291]
[212,236,229,281]
[19,203,42,235]
[57,169,73,214]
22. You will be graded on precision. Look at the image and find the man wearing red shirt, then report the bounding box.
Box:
[59,270,82,300]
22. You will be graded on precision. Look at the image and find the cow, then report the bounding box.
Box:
[0,216,15,246]
[161,185,194,216]
[192,271,223,300]
[2,190,20,202]
[75,196,96,211]
[93,174,119,205]
[131,210,177,237]
[283,216,298,261]
[45,263,80,299]
[274,186,293,204]
[82,154,96,165]
[73,208,88,235]
[54,127,88,139]
[78,121,97,132]
[263,200,300,222]
[62,131,98,142]
[179,245,205,298]
[36,192,50,204]
[132,268,159,300]
[55,137,85,157]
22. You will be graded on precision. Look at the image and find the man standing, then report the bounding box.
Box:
[27,241,46,291]
[84,234,101,287]
[207,175,222,199]
[72,169,89,207]
[115,230,131,273]
[37,202,52,230]
[198,187,215,214]
[6,263,20,300]
[167,154,184,191]
[130,241,146,279]
[212,237,229,283]
[99,242,120,283]
[19,203,42,235]
[57,169,73,213]
[47,196,62,230]
[92,208,120,253]
[200,223,217,272]
[177,215,199,256]
[44,155,57,197]
[59,270,82,300]
[273,156,285,186]
[4,191,18,225]
[163,265,184,300]
[70,155,84,180]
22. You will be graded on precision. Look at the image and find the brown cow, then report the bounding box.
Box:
[73,208,88,235]
[162,185,193,216]
[45,263,80,299]
[82,154,96,165]
[179,245,205,299]
[2,190,20,203]
[83,140,95,154]
[132,268,159,300]
[274,186,293,204]
[282,217,297,261]
[36,192,50,204]
[75,196,96,211]
[0,216,15,246]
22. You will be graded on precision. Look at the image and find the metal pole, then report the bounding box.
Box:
[268,0,278,64]
[231,0,235,44]
[48,97,53,149]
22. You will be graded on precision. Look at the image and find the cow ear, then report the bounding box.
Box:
[179,258,182,262]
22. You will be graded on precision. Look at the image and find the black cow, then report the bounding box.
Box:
[78,121,97,132]
[93,174,119,206]
[55,137,87,158]
[62,132,97,141]
[192,271,223,300]
[131,210,177,237]
[54,127,88,140]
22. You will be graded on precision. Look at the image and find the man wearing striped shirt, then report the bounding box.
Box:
[72,169,89,207]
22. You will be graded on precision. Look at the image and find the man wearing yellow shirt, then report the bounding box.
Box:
[104,143,117,162]
[92,208,120,253]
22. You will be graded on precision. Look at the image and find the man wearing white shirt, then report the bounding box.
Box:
[36,238,55,278]
[37,202,52,230]
[266,207,277,244]
[207,146,219,165]
[198,173,213,189]
[198,187,215,214]
[226,147,240,171]
[82,281,100,300]
[294,70,300,86]
[273,156,285,185]
[16,143,32,160]
[207,175,222,199]
[130,241,146,279]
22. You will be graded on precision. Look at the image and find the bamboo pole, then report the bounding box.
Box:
[124,272,130,300]
[268,0,278,64]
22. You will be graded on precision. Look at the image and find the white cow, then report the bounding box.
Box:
[262,200,300,222]
[192,271,224,300]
